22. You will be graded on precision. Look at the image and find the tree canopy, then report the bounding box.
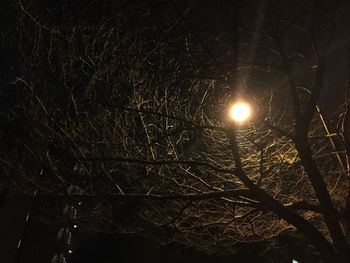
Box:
[2,0,350,262]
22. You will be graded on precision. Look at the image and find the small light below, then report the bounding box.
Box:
[73,225,78,229]
[68,250,73,254]
[292,259,299,263]
[229,101,252,123]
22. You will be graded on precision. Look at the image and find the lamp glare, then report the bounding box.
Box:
[229,102,251,123]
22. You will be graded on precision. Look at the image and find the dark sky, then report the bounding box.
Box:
[0,198,266,263]
[2,1,350,263]
[1,208,266,263]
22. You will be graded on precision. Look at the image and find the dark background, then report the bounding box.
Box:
[2,0,350,262]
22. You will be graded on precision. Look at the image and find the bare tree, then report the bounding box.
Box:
[2,0,350,262]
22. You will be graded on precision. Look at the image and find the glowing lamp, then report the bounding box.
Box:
[229,101,252,123]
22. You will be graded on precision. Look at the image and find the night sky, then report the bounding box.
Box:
[2,1,350,263]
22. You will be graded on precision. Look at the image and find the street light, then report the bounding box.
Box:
[229,101,252,123]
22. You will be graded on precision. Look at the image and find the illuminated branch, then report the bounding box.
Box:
[82,157,234,174]
[40,189,253,202]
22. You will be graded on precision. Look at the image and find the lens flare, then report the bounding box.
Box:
[229,102,252,123]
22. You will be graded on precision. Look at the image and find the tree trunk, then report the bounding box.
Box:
[227,130,340,263]
[295,139,350,262]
